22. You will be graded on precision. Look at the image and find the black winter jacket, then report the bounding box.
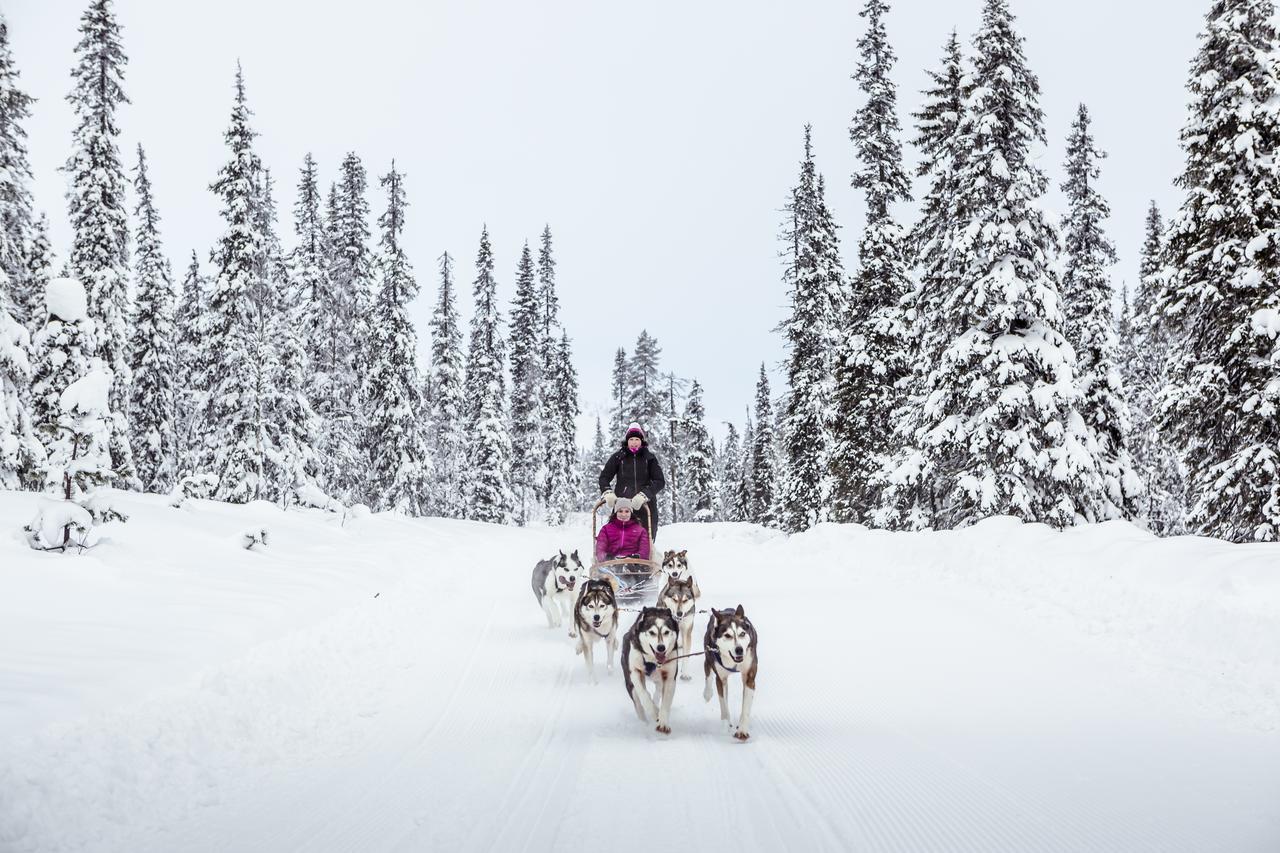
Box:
[599,444,666,534]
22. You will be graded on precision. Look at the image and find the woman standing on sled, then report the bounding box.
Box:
[599,422,665,542]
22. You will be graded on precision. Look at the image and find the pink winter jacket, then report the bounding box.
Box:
[595,518,650,562]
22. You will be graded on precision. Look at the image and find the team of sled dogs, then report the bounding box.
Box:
[530,548,757,740]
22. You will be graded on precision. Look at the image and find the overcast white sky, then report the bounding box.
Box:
[9,0,1206,444]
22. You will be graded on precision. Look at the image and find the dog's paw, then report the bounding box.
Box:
[733,730,750,741]
[679,673,692,681]
[655,724,671,735]
[568,630,577,638]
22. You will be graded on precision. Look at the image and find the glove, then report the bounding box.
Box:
[632,492,648,510]
[603,491,616,509]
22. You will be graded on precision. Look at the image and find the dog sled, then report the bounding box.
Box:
[590,497,659,601]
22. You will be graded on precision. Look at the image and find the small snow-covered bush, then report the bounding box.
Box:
[242,527,269,550]
[23,499,93,551]
[168,472,218,508]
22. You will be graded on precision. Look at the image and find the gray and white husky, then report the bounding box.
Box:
[573,577,620,684]
[658,575,700,681]
[531,550,586,636]
[621,606,681,734]
[661,549,698,589]
[703,605,758,741]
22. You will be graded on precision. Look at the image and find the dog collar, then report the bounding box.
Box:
[710,648,741,673]
[591,624,612,639]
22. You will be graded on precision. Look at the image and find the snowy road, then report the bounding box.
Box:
[3,499,1279,852]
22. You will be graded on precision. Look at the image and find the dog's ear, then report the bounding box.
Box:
[559,549,565,559]
[570,548,579,562]
[662,549,674,561]
[679,549,687,558]
[604,573,620,596]
[735,604,745,618]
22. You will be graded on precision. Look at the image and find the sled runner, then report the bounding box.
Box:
[590,498,659,601]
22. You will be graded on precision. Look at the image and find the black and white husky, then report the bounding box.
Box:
[621,606,680,734]
[658,575,699,681]
[573,577,620,684]
[531,550,586,636]
[703,605,758,741]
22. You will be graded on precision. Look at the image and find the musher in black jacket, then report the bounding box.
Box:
[598,422,666,542]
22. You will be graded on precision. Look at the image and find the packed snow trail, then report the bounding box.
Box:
[1,493,1278,851]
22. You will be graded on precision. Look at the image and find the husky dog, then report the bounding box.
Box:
[573,577,620,684]
[531,550,586,635]
[658,575,699,681]
[621,606,681,734]
[703,605,758,741]
[661,549,699,592]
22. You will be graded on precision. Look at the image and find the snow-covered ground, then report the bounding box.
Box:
[1,489,1278,852]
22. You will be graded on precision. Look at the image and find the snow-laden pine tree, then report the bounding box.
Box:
[333,152,374,378]
[314,154,371,502]
[681,379,716,522]
[363,162,431,514]
[629,331,665,449]
[20,213,55,337]
[1157,0,1280,542]
[610,347,628,438]
[545,331,581,524]
[717,422,743,521]
[462,227,513,522]
[126,144,177,493]
[907,30,963,298]
[253,166,318,506]
[751,364,778,528]
[290,153,328,372]
[831,0,913,526]
[1060,104,1140,521]
[1125,202,1185,533]
[508,242,546,523]
[737,411,755,521]
[25,282,128,552]
[779,128,841,533]
[0,293,40,488]
[662,371,688,520]
[64,0,136,489]
[0,14,36,326]
[32,278,97,485]
[879,0,1102,529]
[428,251,466,519]
[582,414,607,508]
[199,66,268,503]
[537,225,568,509]
[172,250,204,477]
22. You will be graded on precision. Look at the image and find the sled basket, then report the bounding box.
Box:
[590,498,659,601]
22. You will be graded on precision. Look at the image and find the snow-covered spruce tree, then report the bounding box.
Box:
[831,0,913,526]
[737,411,756,521]
[428,251,466,519]
[172,250,204,477]
[1126,202,1185,533]
[610,347,628,437]
[0,14,36,322]
[681,379,716,522]
[1156,0,1280,542]
[1060,104,1140,521]
[545,330,581,524]
[198,66,268,503]
[363,162,431,514]
[629,331,664,450]
[254,166,319,507]
[537,224,565,507]
[462,227,513,522]
[64,0,136,489]
[779,128,840,533]
[717,422,743,521]
[750,364,778,528]
[582,414,607,509]
[126,144,177,493]
[20,213,55,337]
[508,242,546,523]
[0,292,41,488]
[31,277,97,486]
[289,153,328,371]
[663,371,688,520]
[879,0,1102,529]
[311,156,370,502]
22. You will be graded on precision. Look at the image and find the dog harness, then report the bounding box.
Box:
[709,647,741,673]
